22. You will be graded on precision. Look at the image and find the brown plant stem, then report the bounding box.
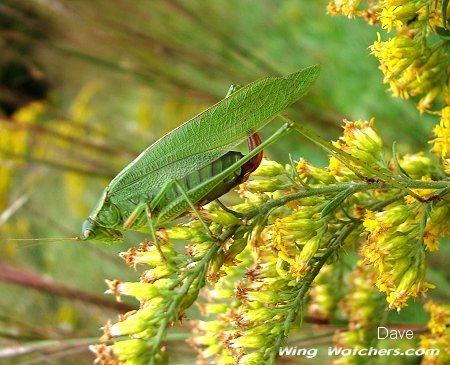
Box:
[0,264,133,313]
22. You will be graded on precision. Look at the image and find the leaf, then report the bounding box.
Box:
[442,0,449,29]
[436,26,450,40]
[320,187,354,218]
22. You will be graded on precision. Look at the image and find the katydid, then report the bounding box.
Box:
[81,65,320,243]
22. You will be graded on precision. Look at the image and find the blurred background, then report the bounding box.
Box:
[0,1,446,364]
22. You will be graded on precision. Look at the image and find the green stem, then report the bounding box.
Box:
[244,179,449,221]
[148,225,238,360]
[269,223,357,363]
[280,115,427,202]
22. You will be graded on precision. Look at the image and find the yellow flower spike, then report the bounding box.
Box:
[120,242,181,268]
[377,204,415,226]
[278,251,295,266]
[69,82,101,123]
[398,153,437,179]
[108,307,160,337]
[187,242,213,257]
[200,302,230,316]
[297,158,337,183]
[420,301,450,365]
[387,256,429,310]
[418,86,444,114]
[380,1,428,32]
[431,106,450,159]
[425,202,450,247]
[12,101,46,124]
[204,209,240,226]
[244,290,285,304]
[230,334,267,349]
[444,158,450,175]
[363,210,385,235]
[192,334,219,347]
[207,251,225,283]
[237,351,264,365]
[245,178,284,193]
[370,34,423,80]
[275,255,292,279]
[425,301,450,336]
[110,339,150,363]
[343,119,383,153]
[202,344,223,358]
[290,236,321,277]
[252,158,285,177]
[327,0,362,18]
[165,226,193,240]
[225,238,248,263]
[196,319,224,333]
[388,256,413,283]
[141,266,176,282]
[106,280,162,301]
[206,287,234,301]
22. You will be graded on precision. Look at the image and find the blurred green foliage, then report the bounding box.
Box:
[0,1,446,364]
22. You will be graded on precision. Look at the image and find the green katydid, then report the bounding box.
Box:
[80,65,320,244]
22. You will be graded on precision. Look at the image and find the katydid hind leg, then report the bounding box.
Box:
[236,132,263,184]
[145,204,167,261]
[215,199,245,218]
[205,122,292,201]
[175,123,292,238]
[173,180,219,242]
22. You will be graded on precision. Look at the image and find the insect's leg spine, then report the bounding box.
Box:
[173,180,220,243]
[145,204,167,261]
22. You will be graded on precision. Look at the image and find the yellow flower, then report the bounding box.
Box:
[379,1,428,32]
[327,0,362,18]
[297,158,336,183]
[431,107,450,159]
[420,300,450,365]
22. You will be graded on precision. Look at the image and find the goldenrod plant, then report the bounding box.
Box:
[90,120,449,364]
[0,2,448,365]
[328,0,449,114]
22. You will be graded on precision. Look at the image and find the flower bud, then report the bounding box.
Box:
[205,209,240,226]
[166,226,193,240]
[108,307,160,337]
[245,178,284,193]
[252,159,285,177]
[230,334,267,349]
[106,280,161,301]
[110,339,149,362]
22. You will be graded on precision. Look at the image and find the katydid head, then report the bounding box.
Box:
[81,218,124,243]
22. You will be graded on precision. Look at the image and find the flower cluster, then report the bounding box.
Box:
[420,300,450,365]
[328,119,384,180]
[189,159,339,364]
[431,106,450,173]
[90,230,218,364]
[328,0,449,113]
[308,264,340,321]
[189,247,253,364]
[93,120,449,364]
[362,196,449,309]
[331,262,385,365]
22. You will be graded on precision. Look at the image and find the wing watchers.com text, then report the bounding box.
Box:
[278,346,440,359]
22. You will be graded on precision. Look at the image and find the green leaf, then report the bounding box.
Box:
[320,187,354,218]
[442,0,449,29]
[436,26,450,40]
